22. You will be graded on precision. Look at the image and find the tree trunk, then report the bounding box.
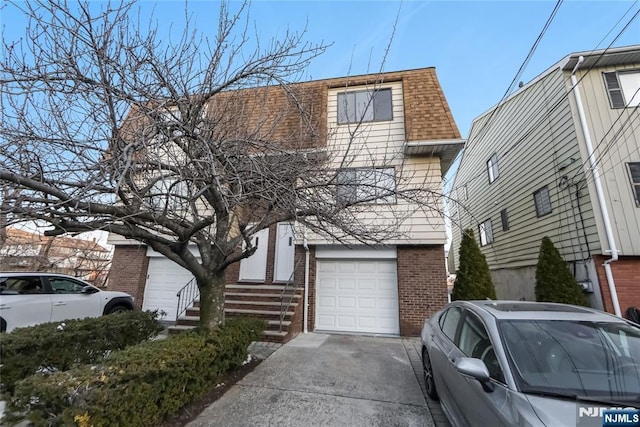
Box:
[197,270,226,332]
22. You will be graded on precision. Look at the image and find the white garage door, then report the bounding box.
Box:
[143,258,194,321]
[316,259,399,335]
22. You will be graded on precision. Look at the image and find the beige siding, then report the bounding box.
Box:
[566,64,640,256]
[450,69,600,271]
[305,81,447,245]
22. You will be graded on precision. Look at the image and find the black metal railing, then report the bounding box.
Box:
[279,258,303,332]
[176,277,199,321]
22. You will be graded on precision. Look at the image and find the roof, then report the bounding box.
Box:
[461,300,626,323]
[4,228,110,253]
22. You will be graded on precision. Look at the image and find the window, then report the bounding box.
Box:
[49,278,86,294]
[500,209,509,232]
[479,219,493,246]
[336,167,396,206]
[440,307,462,342]
[487,153,499,183]
[456,185,468,201]
[458,312,505,383]
[337,88,393,124]
[603,71,640,108]
[0,276,44,294]
[628,163,640,207]
[533,186,552,217]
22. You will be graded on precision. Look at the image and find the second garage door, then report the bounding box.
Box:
[143,258,194,321]
[316,259,399,335]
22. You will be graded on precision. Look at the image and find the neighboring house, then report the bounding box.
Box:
[449,45,640,316]
[0,227,112,286]
[108,68,463,339]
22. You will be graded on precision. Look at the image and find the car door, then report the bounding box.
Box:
[0,275,52,332]
[446,310,513,426]
[430,306,464,413]
[47,276,101,322]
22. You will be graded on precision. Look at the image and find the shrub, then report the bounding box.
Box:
[6,317,266,427]
[0,310,163,395]
[452,228,497,301]
[535,236,589,306]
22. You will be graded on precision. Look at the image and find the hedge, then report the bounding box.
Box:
[5,317,266,427]
[0,310,163,395]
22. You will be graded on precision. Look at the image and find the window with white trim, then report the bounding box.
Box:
[479,219,493,246]
[337,88,393,124]
[487,153,499,183]
[336,167,396,205]
[603,71,640,108]
[533,186,552,217]
[628,162,640,207]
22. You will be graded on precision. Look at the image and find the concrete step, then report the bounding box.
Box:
[225,308,294,320]
[225,300,298,312]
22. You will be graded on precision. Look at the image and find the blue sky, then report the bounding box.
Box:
[3,1,638,137]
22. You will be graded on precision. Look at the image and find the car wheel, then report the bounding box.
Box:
[422,347,439,400]
[107,305,130,315]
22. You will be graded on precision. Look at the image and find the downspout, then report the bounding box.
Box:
[570,56,622,317]
[303,226,310,333]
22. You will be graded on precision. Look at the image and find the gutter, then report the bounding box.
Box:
[303,225,310,333]
[570,56,622,317]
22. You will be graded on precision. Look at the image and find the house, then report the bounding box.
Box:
[0,227,111,286]
[449,45,640,316]
[107,68,464,341]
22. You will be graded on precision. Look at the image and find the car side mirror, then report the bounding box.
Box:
[81,286,99,295]
[455,357,494,393]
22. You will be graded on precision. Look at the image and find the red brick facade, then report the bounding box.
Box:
[397,245,448,336]
[108,245,150,309]
[593,255,640,316]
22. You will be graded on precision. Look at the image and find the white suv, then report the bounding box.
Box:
[0,272,134,333]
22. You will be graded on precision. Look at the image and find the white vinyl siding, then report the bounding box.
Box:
[336,167,396,205]
[450,68,600,271]
[574,63,640,255]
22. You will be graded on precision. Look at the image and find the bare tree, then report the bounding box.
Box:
[0,0,445,330]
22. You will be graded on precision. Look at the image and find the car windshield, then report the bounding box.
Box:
[499,319,640,400]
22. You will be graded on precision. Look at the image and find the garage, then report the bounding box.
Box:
[143,256,194,322]
[315,256,399,335]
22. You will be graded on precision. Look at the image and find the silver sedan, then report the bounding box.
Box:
[421,300,640,426]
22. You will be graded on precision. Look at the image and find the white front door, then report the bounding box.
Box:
[316,259,399,335]
[239,228,269,282]
[274,223,295,282]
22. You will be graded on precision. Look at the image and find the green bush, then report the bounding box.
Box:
[452,228,497,301]
[0,310,163,395]
[6,317,266,427]
[535,236,589,306]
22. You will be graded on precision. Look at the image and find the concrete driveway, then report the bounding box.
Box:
[187,333,435,427]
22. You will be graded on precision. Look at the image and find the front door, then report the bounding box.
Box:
[274,223,295,282]
[239,228,269,282]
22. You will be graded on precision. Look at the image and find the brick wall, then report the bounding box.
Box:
[593,255,640,316]
[108,245,150,309]
[397,245,448,336]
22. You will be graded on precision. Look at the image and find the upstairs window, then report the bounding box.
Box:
[336,167,396,206]
[628,163,640,207]
[337,88,393,124]
[603,71,640,108]
[533,186,552,217]
[479,219,494,246]
[500,209,509,232]
[487,153,499,183]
